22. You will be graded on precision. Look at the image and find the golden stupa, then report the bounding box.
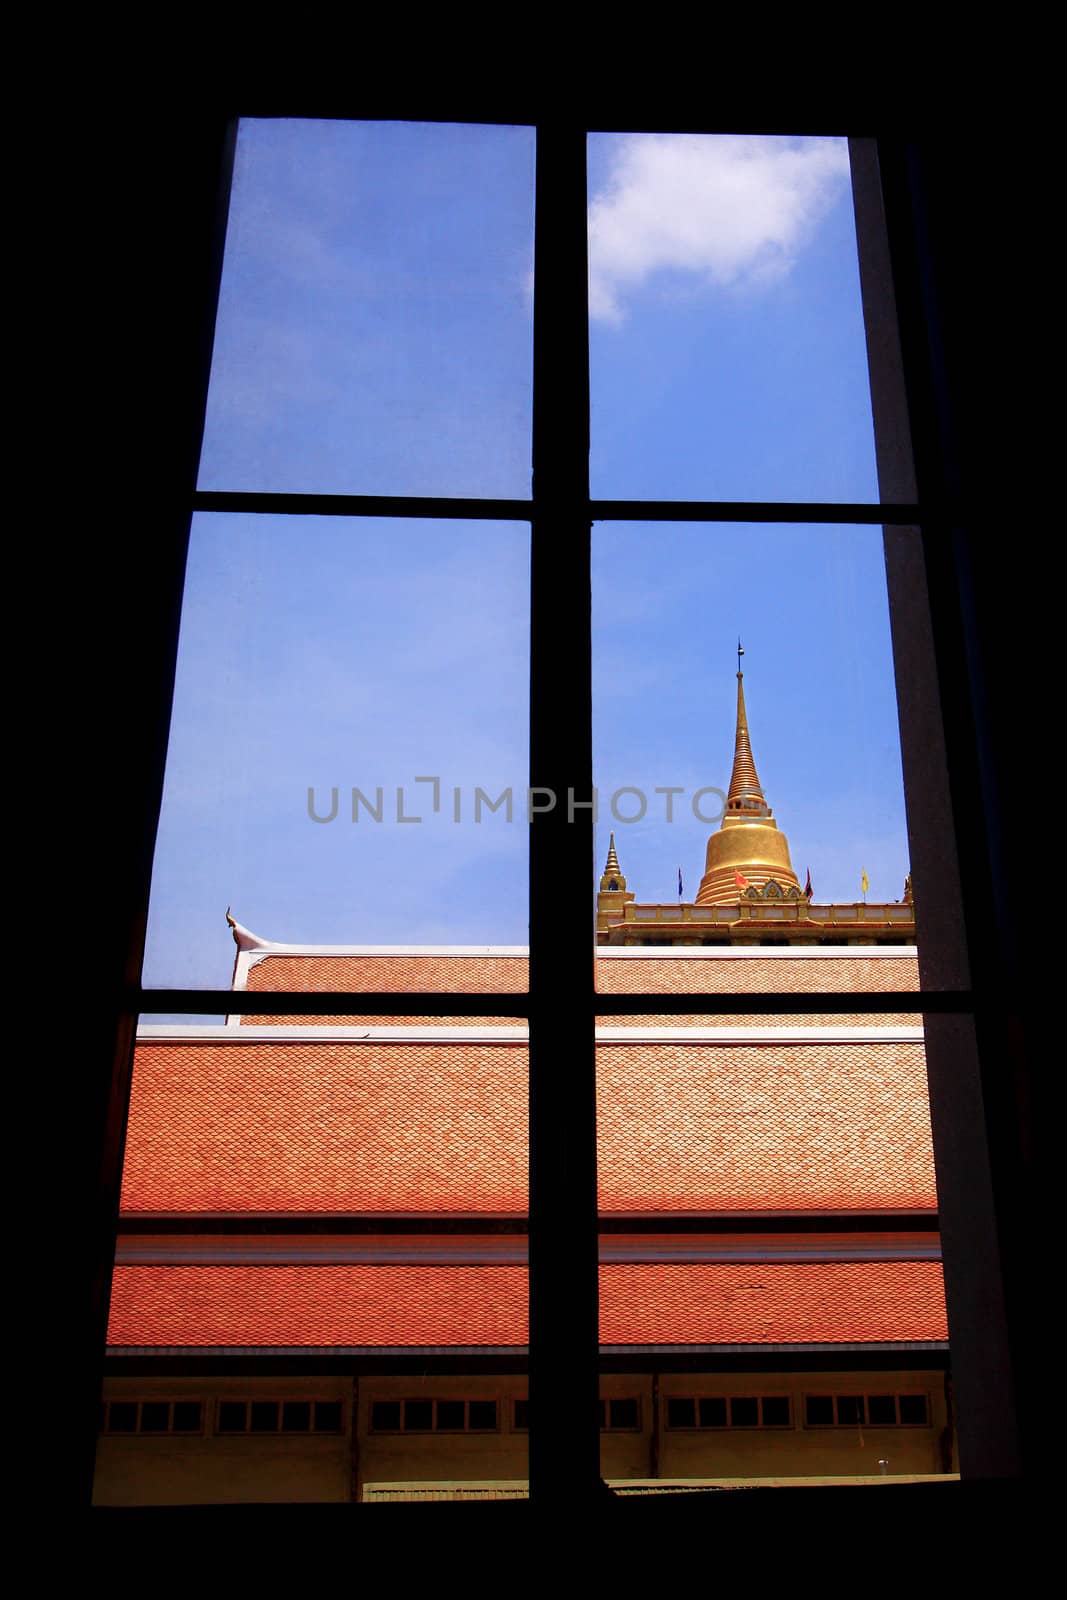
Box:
[695,658,801,906]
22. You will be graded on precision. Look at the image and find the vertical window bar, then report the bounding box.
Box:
[528,120,599,1509]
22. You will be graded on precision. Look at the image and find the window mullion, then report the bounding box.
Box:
[528,120,599,1510]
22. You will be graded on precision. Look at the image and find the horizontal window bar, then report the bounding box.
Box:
[193,490,928,525]
[115,1210,937,1236]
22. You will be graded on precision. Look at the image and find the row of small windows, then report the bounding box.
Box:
[100,1399,344,1436]
[804,1394,928,1427]
[667,1396,790,1430]
[669,1394,928,1429]
[370,1399,499,1433]
[101,1392,930,1438]
[368,1398,640,1434]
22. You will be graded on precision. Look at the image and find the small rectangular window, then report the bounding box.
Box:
[760,1397,791,1428]
[666,1398,697,1429]
[898,1395,928,1426]
[608,1398,640,1431]
[313,1401,344,1434]
[281,1401,311,1432]
[404,1400,434,1432]
[138,1401,170,1433]
[371,1400,402,1433]
[217,1400,247,1434]
[172,1402,203,1433]
[836,1395,865,1426]
[867,1395,897,1425]
[249,1401,279,1433]
[107,1402,138,1434]
[805,1396,834,1427]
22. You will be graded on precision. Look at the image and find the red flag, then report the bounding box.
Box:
[734,870,749,890]
[804,868,813,900]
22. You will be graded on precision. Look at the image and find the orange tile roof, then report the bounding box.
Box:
[595,956,920,995]
[244,952,918,999]
[597,1042,935,1214]
[246,955,528,994]
[106,1260,946,1348]
[120,1039,934,1216]
[121,1041,528,1216]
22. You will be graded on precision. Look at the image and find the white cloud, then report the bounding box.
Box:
[588,134,851,323]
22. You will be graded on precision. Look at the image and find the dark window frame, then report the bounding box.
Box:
[370,1398,500,1435]
[101,1399,205,1436]
[803,1392,930,1430]
[79,98,1032,1512]
[666,1395,794,1432]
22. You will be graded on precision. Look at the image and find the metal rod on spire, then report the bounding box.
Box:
[737,636,744,675]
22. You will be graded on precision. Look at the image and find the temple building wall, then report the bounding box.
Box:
[94,1369,953,1503]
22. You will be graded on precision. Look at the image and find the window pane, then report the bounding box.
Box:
[281,1401,311,1432]
[143,515,530,993]
[200,120,534,499]
[105,989,530,1504]
[468,1401,498,1431]
[898,1395,928,1426]
[593,522,927,993]
[867,1395,896,1425]
[172,1402,202,1433]
[139,1402,170,1433]
[698,1397,727,1428]
[836,1396,864,1426]
[588,134,877,502]
[761,1397,790,1428]
[217,1401,247,1433]
[594,520,955,1487]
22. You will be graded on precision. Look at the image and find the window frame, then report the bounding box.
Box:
[79,100,1031,1514]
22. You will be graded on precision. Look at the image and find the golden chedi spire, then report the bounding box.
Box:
[695,646,801,906]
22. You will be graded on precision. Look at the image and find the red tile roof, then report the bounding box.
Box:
[246,955,527,994]
[596,1042,936,1214]
[595,956,920,995]
[121,1041,528,1216]
[121,1039,934,1216]
[244,952,917,999]
[107,1260,946,1348]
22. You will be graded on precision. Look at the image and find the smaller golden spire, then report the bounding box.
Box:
[600,832,627,892]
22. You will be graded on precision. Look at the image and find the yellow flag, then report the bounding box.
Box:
[861,868,870,895]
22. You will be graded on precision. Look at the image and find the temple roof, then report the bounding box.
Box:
[120,1035,935,1216]
[107,1259,948,1349]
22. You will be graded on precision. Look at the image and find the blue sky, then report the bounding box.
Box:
[143,122,908,991]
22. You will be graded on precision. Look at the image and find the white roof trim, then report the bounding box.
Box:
[137,1024,925,1045]
[231,937,531,957]
[224,937,916,961]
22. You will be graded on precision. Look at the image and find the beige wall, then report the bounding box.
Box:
[93,1376,352,1506]
[94,1368,953,1504]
